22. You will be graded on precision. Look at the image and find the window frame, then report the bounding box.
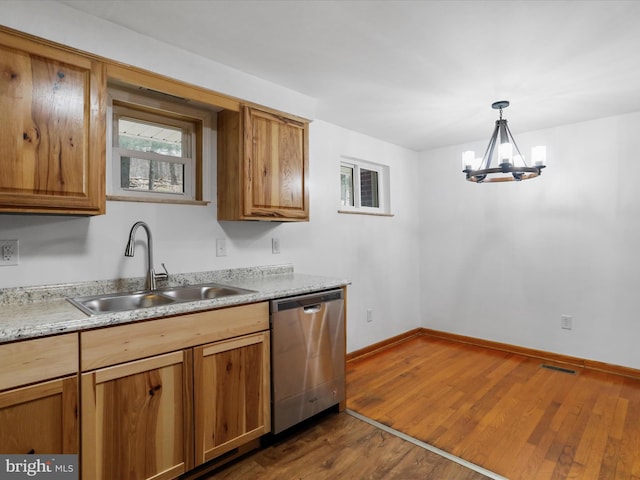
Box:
[107,86,213,204]
[113,105,196,199]
[339,156,391,216]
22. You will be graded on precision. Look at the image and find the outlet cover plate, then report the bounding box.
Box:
[0,240,18,266]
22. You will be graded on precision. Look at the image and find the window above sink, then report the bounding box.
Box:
[107,85,214,205]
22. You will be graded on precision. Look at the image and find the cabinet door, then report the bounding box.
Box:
[0,28,105,215]
[82,351,193,480]
[193,332,270,465]
[243,107,309,220]
[0,376,78,454]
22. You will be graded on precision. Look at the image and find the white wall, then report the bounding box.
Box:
[419,112,640,369]
[0,2,422,353]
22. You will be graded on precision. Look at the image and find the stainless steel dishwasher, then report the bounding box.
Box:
[270,289,345,434]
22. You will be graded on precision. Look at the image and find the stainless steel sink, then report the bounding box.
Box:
[160,284,254,301]
[68,283,255,315]
[70,292,175,314]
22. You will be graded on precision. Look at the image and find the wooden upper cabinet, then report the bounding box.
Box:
[0,28,105,215]
[218,106,309,221]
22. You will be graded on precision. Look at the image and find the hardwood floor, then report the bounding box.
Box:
[205,411,490,479]
[346,335,640,480]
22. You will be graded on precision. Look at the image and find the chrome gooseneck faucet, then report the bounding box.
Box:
[124,221,168,291]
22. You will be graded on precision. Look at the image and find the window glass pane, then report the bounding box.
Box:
[340,165,354,207]
[360,168,379,208]
[118,118,183,157]
[120,156,185,194]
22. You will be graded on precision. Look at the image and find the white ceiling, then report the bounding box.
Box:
[60,0,640,152]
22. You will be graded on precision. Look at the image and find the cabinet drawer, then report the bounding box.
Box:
[81,302,269,371]
[0,333,79,391]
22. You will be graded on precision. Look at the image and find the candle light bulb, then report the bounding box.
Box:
[499,142,513,164]
[462,150,475,170]
[532,146,546,166]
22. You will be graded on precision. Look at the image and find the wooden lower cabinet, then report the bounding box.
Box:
[80,328,271,479]
[0,375,78,454]
[81,350,193,480]
[0,333,79,456]
[193,331,271,465]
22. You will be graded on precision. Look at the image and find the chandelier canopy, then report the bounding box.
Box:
[462,101,546,183]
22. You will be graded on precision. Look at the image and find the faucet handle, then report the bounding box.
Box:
[155,263,169,281]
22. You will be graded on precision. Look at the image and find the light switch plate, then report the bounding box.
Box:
[272,238,281,254]
[216,238,227,257]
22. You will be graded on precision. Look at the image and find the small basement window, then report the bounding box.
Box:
[115,109,195,197]
[339,156,391,215]
[108,87,212,204]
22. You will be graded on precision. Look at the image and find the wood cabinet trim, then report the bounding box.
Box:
[93,351,185,384]
[201,332,264,356]
[80,371,97,476]
[0,376,64,409]
[0,28,93,68]
[80,302,269,371]
[0,334,78,391]
[203,426,265,462]
[146,465,187,480]
[106,63,240,112]
[240,100,311,124]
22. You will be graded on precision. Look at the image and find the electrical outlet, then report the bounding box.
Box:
[0,240,18,266]
[366,309,373,323]
[216,238,227,257]
[272,238,281,254]
[561,314,573,330]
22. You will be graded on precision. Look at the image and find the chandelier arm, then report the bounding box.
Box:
[504,122,527,166]
[498,119,509,146]
[483,122,500,170]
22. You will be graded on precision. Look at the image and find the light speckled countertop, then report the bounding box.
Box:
[0,264,350,344]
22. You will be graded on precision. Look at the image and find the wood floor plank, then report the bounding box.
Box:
[347,335,640,480]
[207,412,490,479]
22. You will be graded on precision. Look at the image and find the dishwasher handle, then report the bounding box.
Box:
[303,304,322,314]
[271,289,343,313]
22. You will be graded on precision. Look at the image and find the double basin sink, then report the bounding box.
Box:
[68,283,255,316]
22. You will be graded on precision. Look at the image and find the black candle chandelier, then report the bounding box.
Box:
[462,101,546,183]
